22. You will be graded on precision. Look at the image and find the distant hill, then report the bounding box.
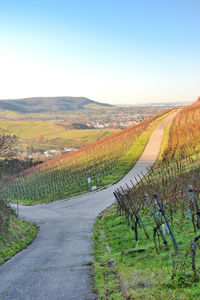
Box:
[0,97,112,114]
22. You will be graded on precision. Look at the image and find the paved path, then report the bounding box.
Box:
[0,113,176,300]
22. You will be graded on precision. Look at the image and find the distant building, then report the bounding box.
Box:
[44,150,61,157]
[64,147,78,153]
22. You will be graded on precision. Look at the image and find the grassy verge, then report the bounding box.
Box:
[157,116,173,162]
[0,211,38,264]
[93,205,200,299]
[93,213,124,299]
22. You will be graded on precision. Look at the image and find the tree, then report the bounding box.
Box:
[36,134,44,143]
[0,130,17,158]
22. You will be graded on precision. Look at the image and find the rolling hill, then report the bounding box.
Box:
[0,97,112,114]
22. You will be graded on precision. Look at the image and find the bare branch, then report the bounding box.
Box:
[0,129,17,158]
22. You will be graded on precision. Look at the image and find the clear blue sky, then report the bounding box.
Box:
[0,0,199,104]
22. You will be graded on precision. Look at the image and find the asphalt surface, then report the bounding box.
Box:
[0,113,176,300]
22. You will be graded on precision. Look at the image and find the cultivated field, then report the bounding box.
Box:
[0,120,118,152]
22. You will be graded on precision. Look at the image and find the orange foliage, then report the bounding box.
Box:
[162,99,200,160]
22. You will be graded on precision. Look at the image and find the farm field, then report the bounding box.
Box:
[93,99,200,299]
[1,109,173,205]
[0,120,118,152]
[0,109,106,121]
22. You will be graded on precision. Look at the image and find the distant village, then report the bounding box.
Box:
[43,147,78,157]
[86,114,143,129]
[55,113,146,129]
[16,106,171,163]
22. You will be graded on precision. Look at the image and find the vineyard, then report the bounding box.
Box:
[93,99,200,299]
[1,109,172,204]
[162,98,200,160]
[114,153,200,253]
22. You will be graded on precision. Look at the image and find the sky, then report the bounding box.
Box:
[0,0,199,105]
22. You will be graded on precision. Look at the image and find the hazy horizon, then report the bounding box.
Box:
[0,95,193,106]
[0,1,199,104]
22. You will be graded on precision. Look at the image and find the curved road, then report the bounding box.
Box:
[0,113,176,300]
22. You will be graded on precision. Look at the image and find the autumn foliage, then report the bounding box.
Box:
[162,99,200,160]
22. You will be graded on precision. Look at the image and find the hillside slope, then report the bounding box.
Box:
[94,101,200,299]
[162,98,200,160]
[0,199,37,264]
[0,97,112,114]
[2,109,173,204]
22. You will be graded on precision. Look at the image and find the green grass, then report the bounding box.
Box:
[0,110,94,120]
[157,116,174,161]
[0,213,37,264]
[0,120,118,152]
[93,205,200,299]
[0,120,117,142]
[93,213,124,299]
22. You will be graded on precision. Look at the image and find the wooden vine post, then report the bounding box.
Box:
[187,185,200,228]
[191,235,200,282]
[114,191,139,242]
[120,186,150,240]
[125,194,150,240]
[153,192,180,253]
[145,194,169,251]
